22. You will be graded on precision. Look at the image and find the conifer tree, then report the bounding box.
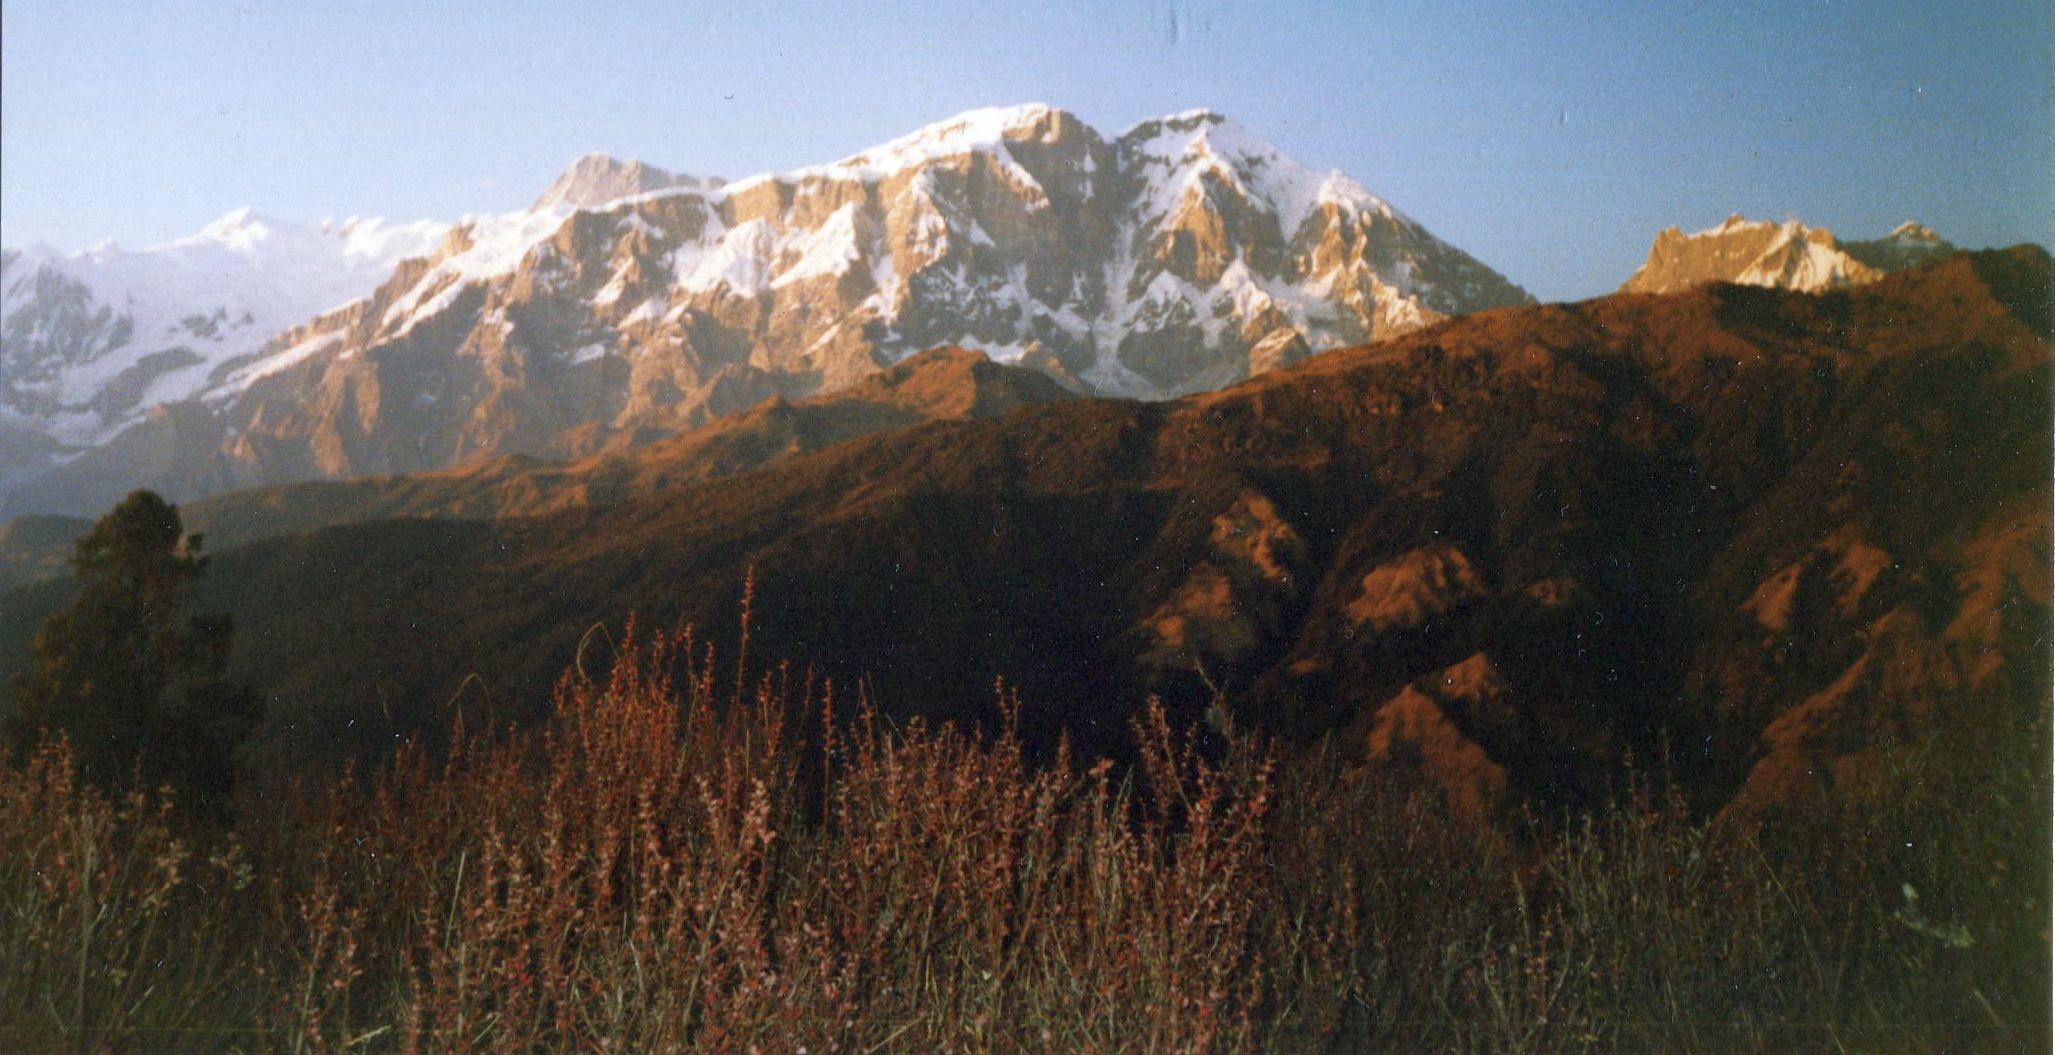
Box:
[5,490,259,810]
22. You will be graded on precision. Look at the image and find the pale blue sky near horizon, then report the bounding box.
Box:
[2,0,2050,302]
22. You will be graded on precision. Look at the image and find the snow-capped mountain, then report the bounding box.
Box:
[1841,222,1958,273]
[1620,215,1955,295]
[1,104,1534,516]
[1,212,449,481]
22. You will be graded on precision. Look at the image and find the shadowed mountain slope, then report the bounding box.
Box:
[0,346,1073,579]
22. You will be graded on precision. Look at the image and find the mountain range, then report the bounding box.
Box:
[2,105,1540,518]
[2,102,2035,828]
[3,245,2043,827]
[2,108,1968,525]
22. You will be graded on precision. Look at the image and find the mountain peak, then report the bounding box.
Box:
[182,207,296,251]
[531,154,721,212]
[1705,213,1773,236]
[211,205,261,228]
[1624,215,1868,294]
[198,206,285,235]
[1624,214,1963,295]
[1112,107,1406,242]
[1843,222,1957,273]
[1121,108,1233,138]
[906,103,1061,137]
[833,104,1073,171]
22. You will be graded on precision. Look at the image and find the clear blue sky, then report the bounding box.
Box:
[3,0,2050,301]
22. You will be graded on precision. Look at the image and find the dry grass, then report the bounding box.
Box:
[0,617,2046,1053]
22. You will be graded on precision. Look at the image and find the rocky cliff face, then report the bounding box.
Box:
[0,105,1532,517]
[1620,215,1956,295]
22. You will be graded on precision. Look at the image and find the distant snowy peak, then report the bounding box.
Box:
[531,154,724,212]
[1621,215,1954,295]
[191,206,286,246]
[1885,221,1943,243]
[0,211,448,447]
[1842,221,1958,274]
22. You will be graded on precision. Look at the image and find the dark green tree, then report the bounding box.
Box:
[5,490,259,810]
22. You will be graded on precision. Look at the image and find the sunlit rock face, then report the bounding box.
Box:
[1620,214,1956,295]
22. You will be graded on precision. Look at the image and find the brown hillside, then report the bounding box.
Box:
[0,346,1074,574]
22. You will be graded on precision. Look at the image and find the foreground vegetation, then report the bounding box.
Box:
[1,619,2045,1053]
